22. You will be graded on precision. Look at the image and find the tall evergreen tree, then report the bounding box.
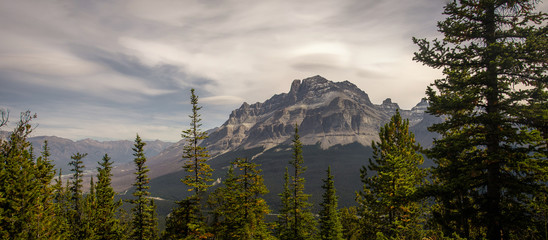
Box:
[68,152,89,239]
[28,140,62,239]
[164,88,213,239]
[357,110,427,239]
[83,176,97,238]
[35,141,59,238]
[209,157,272,239]
[208,165,237,238]
[52,169,70,239]
[319,166,343,240]
[413,1,547,239]
[130,134,158,240]
[95,154,123,240]
[182,88,213,196]
[283,125,316,240]
[0,112,61,239]
[276,167,292,239]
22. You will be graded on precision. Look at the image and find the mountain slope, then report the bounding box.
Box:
[24,136,173,173]
[126,75,440,212]
[205,75,434,154]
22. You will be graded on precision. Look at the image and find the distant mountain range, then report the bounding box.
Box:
[0,131,173,174]
[2,75,441,213]
[119,75,441,213]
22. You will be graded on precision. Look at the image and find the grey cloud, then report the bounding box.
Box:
[5,0,541,141]
[68,44,212,90]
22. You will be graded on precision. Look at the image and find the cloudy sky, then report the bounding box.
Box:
[1,1,546,142]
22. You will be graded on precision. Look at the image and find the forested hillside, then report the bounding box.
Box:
[0,1,545,240]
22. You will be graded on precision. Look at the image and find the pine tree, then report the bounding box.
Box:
[0,111,36,239]
[130,134,158,240]
[163,196,201,239]
[276,167,292,239]
[1,113,56,239]
[319,166,343,240]
[282,125,317,240]
[182,88,213,196]
[68,152,89,239]
[118,207,134,239]
[25,140,63,239]
[209,166,237,238]
[339,206,361,240]
[209,158,272,239]
[234,157,271,239]
[147,200,159,240]
[413,1,547,239]
[164,88,213,239]
[95,154,123,240]
[0,112,61,239]
[357,110,427,238]
[84,176,97,238]
[52,169,70,239]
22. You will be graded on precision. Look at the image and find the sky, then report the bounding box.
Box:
[1,0,546,142]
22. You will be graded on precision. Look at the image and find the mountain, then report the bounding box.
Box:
[117,75,441,214]
[205,75,435,154]
[15,134,172,173]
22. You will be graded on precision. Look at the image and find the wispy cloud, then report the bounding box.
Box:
[1,0,545,141]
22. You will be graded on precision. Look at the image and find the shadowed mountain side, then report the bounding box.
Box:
[142,143,376,213]
[109,76,440,194]
[203,76,437,156]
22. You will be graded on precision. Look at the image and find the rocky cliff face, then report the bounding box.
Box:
[203,75,435,156]
[136,76,440,206]
[102,75,439,191]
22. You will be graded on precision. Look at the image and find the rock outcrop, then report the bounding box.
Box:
[203,75,435,155]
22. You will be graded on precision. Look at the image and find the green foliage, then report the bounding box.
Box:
[209,158,272,239]
[0,111,63,239]
[130,134,158,240]
[358,110,427,239]
[164,88,213,239]
[68,152,92,239]
[182,88,213,196]
[277,126,317,240]
[340,206,361,240]
[34,140,65,239]
[95,154,123,239]
[84,176,98,238]
[414,1,547,239]
[163,196,204,239]
[276,167,292,239]
[318,166,343,240]
[52,169,70,239]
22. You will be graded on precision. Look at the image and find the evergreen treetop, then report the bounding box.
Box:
[95,154,123,240]
[130,134,158,240]
[285,125,317,240]
[182,88,213,195]
[0,111,62,239]
[414,1,547,238]
[319,166,343,240]
[358,110,426,238]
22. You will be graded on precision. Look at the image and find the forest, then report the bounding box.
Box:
[0,1,546,240]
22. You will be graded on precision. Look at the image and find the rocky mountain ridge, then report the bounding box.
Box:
[203,75,434,156]
[138,76,440,210]
[130,76,439,194]
[2,76,439,193]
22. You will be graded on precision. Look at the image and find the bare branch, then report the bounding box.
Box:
[0,109,8,128]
